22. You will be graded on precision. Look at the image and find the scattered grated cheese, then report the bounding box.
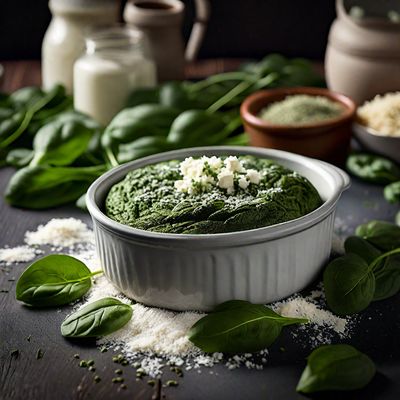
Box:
[4,217,357,377]
[0,245,42,265]
[24,218,94,248]
[273,296,347,336]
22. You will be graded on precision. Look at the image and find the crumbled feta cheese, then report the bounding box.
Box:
[175,156,262,195]
[238,177,250,190]
[224,156,244,173]
[203,155,222,170]
[246,169,261,184]
[217,169,234,190]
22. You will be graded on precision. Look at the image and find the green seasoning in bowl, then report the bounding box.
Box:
[105,155,322,234]
[259,95,345,126]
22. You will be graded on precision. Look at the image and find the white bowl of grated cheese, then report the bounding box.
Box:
[354,92,400,161]
[353,122,400,162]
[87,146,350,311]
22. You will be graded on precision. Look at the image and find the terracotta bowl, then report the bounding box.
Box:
[240,87,356,165]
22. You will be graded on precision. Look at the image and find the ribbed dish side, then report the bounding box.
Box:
[92,212,335,311]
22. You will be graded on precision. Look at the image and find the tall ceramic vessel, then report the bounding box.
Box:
[325,0,400,104]
[42,0,119,93]
[124,0,209,81]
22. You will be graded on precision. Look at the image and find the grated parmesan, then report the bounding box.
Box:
[24,218,94,248]
[357,92,400,137]
[4,217,357,377]
[0,245,42,266]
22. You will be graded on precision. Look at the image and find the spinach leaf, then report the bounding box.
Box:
[5,165,106,209]
[75,193,88,212]
[61,297,133,338]
[188,300,307,353]
[346,154,400,184]
[296,344,376,393]
[125,87,160,108]
[101,104,180,150]
[344,236,381,264]
[6,148,34,167]
[324,245,400,315]
[9,86,44,107]
[384,181,400,204]
[343,236,400,300]
[16,255,101,307]
[356,220,400,251]
[0,112,25,144]
[167,110,227,146]
[159,81,195,109]
[323,253,376,316]
[0,85,69,149]
[373,256,400,301]
[117,136,174,164]
[30,118,95,166]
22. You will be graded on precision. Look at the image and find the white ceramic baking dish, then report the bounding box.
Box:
[87,146,350,311]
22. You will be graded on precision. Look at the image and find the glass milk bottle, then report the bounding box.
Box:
[42,0,119,93]
[73,26,156,126]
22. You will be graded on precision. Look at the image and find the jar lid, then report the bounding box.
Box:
[85,26,146,54]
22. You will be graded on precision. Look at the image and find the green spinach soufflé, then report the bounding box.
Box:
[105,155,322,234]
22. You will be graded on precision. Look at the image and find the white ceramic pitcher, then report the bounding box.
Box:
[124,0,210,81]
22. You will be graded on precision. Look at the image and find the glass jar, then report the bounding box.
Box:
[73,26,157,126]
[42,0,119,93]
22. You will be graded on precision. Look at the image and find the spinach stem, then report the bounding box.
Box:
[207,80,253,113]
[0,94,56,149]
[369,247,400,272]
[188,72,250,92]
[90,270,103,277]
[344,247,400,297]
[105,147,119,168]
[209,115,243,143]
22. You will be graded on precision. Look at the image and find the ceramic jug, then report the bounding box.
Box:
[124,0,210,81]
[42,0,119,93]
[325,0,400,104]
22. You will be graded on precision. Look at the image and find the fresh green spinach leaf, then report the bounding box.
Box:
[117,136,174,164]
[30,118,95,166]
[75,193,88,211]
[384,181,400,204]
[296,344,376,393]
[167,110,227,146]
[125,87,160,108]
[323,253,376,316]
[344,236,381,264]
[5,165,106,209]
[61,297,133,338]
[0,85,69,149]
[6,148,34,167]
[356,220,400,251]
[16,255,101,307]
[324,246,400,315]
[373,256,400,301]
[102,104,180,150]
[188,300,307,353]
[346,154,400,184]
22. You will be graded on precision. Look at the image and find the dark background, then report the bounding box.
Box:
[0,0,336,61]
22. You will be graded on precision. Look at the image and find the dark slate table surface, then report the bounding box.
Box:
[0,58,399,400]
[1,163,399,400]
